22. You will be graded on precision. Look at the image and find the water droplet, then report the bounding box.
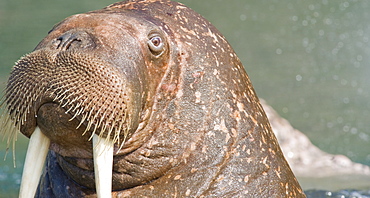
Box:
[276,48,282,55]
[324,18,333,25]
[359,132,369,141]
[343,125,350,132]
[350,128,358,134]
[296,75,302,81]
[356,55,363,61]
[308,4,315,10]
[282,107,288,113]
[240,14,247,21]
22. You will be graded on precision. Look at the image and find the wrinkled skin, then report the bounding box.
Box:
[5,0,306,197]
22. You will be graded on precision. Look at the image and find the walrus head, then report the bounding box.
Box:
[4,8,170,152]
[1,0,305,197]
[2,1,171,196]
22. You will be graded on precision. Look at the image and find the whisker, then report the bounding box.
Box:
[77,110,88,130]
[83,106,96,136]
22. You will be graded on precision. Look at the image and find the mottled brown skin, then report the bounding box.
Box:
[5,0,305,197]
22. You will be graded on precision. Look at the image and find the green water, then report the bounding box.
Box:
[1,0,370,196]
[184,0,370,166]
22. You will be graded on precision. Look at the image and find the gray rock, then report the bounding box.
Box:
[261,99,370,190]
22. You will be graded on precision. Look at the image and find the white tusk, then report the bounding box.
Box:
[93,134,113,198]
[19,126,50,198]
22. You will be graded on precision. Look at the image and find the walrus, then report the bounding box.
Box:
[1,0,306,197]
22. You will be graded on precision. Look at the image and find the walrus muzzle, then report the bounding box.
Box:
[1,26,147,197]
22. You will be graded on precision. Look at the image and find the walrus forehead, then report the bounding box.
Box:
[42,12,163,49]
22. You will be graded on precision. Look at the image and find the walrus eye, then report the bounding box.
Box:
[148,33,165,56]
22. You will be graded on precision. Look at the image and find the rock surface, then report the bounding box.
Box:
[261,99,370,190]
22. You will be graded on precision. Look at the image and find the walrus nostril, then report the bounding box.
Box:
[56,32,81,50]
[55,30,95,50]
